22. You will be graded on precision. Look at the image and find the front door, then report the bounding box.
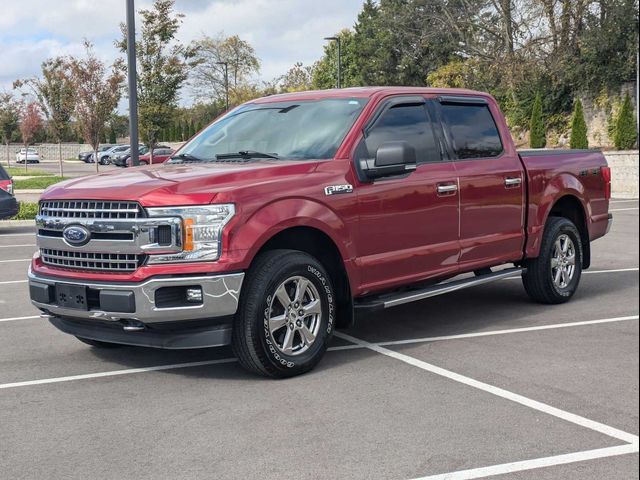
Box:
[354,97,460,294]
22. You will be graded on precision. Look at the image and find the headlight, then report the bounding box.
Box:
[146,204,235,263]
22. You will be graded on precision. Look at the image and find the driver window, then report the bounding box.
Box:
[361,104,440,164]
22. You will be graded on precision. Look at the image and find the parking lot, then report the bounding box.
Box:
[0,199,637,479]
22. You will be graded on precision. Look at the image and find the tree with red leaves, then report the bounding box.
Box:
[66,42,124,173]
[19,101,44,172]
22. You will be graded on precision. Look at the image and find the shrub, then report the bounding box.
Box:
[11,202,38,220]
[614,92,638,150]
[569,99,588,149]
[529,93,546,148]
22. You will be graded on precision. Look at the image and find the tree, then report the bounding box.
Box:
[529,93,546,148]
[569,99,589,149]
[14,57,75,177]
[117,0,197,163]
[66,42,124,173]
[191,34,260,104]
[277,62,314,92]
[614,92,638,150]
[19,102,44,172]
[0,92,21,167]
[312,29,362,89]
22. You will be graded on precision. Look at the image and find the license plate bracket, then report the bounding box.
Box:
[55,283,89,310]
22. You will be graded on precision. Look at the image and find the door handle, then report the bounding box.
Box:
[437,183,458,194]
[504,177,522,187]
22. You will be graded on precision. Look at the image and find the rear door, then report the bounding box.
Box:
[355,96,459,293]
[437,97,525,269]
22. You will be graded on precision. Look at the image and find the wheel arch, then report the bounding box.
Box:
[547,194,590,269]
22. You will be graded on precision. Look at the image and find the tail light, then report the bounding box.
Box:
[601,166,611,200]
[8,179,14,196]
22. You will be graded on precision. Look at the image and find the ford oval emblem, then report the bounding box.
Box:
[63,225,90,246]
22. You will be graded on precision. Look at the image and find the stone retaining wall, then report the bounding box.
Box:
[604,150,639,199]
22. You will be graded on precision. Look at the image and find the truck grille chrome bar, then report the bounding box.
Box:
[40,248,141,272]
[39,200,141,219]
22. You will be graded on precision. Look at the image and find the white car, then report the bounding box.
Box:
[16,148,40,164]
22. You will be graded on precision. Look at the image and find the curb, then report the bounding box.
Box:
[0,220,35,228]
[15,189,45,194]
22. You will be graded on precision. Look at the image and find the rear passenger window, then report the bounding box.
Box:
[363,104,440,164]
[440,104,503,159]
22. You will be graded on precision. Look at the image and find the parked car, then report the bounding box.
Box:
[110,145,149,167]
[128,148,174,166]
[29,87,612,378]
[89,144,129,165]
[79,144,113,163]
[0,164,18,219]
[16,148,40,163]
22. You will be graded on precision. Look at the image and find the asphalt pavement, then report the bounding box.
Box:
[0,199,638,480]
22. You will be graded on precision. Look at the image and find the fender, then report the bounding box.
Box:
[525,172,589,258]
[228,197,360,291]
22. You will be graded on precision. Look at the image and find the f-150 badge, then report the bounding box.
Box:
[324,184,353,196]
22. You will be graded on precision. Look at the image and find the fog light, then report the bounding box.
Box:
[186,287,203,303]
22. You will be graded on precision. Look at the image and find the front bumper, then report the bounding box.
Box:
[29,268,244,324]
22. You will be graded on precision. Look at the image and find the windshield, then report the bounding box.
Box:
[173,98,368,162]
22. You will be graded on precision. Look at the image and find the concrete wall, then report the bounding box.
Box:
[1,143,92,164]
[604,150,639,199]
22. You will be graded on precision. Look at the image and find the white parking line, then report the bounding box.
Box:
[412,443,639,480]
[610,199,639,203]
[376,315,638,347]
[0,315,40,323]
[0,358,237,390]
[0,280,28,285]
[0,244,36,248]
[611,207,639,212]
[0,258,31,263]
[583,267,639,275]
[334,331,639,444]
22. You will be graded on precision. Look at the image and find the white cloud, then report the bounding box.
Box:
[0,0,363,103]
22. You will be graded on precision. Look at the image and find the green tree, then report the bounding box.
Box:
[614,92,638,150]
[14,57,75,177]
[108,125,117,144]
[569,99,589,149]
[277,62,314,92]
[191,34,260,104]
[529,93,546,148]
[181,119,188,141]
[0,92,21,166]
[312,29,361,89]
[117,0,197,162]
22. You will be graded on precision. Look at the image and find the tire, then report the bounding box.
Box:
[232,249,336,378]
[75,336,122,348]
[522,217,583,304]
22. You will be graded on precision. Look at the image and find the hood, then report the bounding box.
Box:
[41,160,320,206]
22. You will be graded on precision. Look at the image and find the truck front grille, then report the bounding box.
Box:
[39,200,141,220]
[40,248,142,272]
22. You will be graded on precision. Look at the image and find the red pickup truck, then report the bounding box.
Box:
[29,87,612,378]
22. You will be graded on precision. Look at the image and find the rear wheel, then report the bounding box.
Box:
[75,336,122,348]
[232,249,335,378]
[522,217,583,304]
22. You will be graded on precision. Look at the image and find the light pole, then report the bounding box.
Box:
[216,61,229,111]
[126,0,139,167]
[324,36,341,89]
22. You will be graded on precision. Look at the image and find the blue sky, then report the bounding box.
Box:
[0,0,363,104]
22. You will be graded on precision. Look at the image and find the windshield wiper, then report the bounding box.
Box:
[168,153,209,163]
[216,150,280,160]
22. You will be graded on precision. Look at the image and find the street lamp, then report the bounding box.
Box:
[216,61,229,111]
[126,0,139,166]
[324,36,341,89]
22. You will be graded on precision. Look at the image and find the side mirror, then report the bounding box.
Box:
[375,141,416,167]
[360,141,417,180]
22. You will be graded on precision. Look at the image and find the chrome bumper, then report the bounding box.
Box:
[28,268,244,324]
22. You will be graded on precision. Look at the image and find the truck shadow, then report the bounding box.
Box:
[88,272,637,381]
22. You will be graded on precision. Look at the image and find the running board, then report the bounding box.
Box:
[354,267,525,312]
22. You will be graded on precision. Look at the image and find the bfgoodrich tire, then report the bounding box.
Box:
[522,217,583,304]
[232,249,335,378]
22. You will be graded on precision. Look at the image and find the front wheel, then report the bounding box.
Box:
[232,249,335,378]
[522,217,583,304]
